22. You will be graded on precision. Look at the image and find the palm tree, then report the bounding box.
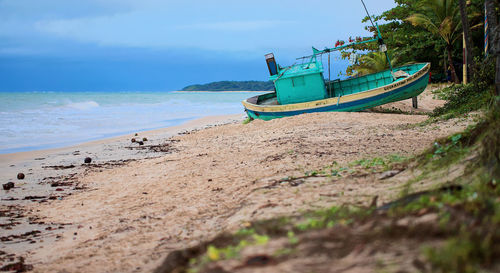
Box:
[354,51,399,76]
[406,0,461,83]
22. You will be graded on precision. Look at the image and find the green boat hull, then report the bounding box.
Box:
[243,63,430,120]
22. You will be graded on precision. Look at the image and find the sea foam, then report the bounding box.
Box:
[0,91,262,153]
[65,101,100,110]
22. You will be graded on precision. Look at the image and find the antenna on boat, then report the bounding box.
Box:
[360,0,376,29]
[295,0,395,81]
[360,0,394,75]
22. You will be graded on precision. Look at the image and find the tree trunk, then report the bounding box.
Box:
[485,0,499,95]
[497,56,500,96]
[447,45,460,83]
[458,0,473,80]
[443,52,447,81]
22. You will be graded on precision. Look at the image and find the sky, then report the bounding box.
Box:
[0,0,397,91]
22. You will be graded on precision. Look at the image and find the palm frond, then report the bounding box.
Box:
[407,0,461,47]
[406,14,440,35]
[355,51,400,76]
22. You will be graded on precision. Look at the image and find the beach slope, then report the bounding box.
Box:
[0,88,474,272]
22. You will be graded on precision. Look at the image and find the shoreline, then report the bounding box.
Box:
[0,91,256,156]
[0,113,245,165]
[173,90,271,93]
[0,117,196,155]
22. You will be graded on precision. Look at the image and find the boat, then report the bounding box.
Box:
[242,59,430,120]
[242,2,430,121]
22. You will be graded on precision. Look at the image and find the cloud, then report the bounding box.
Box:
[33,13,296,51]
[3,0,398,56]
[176,20,294,31]
[33,12,168,48]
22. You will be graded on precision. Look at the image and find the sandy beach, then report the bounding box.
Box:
[0,114,245,271]
[0,88,474,272]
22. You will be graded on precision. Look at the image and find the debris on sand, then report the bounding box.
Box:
[84,157,92,164]
[17,173,25,180]
[125,142,178,153]
[378,170,402,180]
[42,165,76,170]
[2,182,14,190]
[0,257,33,272]
[23,196,46,200]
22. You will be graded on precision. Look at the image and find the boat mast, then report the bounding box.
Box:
[360,0,393,73]
[328,52,331,81]
[298,0,395,76]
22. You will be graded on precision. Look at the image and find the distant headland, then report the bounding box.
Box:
[181,81,274,91]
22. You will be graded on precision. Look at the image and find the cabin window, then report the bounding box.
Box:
[292,76,305,87]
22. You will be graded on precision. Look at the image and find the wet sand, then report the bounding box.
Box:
[0,88,472,272]
[0,114,245,271]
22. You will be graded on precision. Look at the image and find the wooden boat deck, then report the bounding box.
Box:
[325,65,419,98]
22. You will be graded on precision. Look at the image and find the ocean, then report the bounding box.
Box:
[0,91,262,154]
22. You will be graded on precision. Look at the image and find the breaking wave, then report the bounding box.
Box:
[65,101,100,110]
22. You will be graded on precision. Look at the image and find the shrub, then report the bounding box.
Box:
[431,58,495,118]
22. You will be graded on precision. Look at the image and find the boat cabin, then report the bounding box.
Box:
[267,54,327,105]
[265,53,419,106]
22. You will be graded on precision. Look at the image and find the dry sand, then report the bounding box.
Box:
[0,89,473,272]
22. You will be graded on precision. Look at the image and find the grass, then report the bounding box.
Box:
[299,154,410,180]
[402,64,495,130]
[396,99,500,271]
[186,229,271,272]
[294,205,371,231]
[349,154,409,172]
[280,154,408,184]
[429,59,495,122]
[242,117,253,124]
[420,173,500,272]
[431,84,493,119]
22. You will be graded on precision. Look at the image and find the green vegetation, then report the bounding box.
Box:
[242,117,253,124]
[402,58,496,130]
[204,233,269,261]
[185,229,270,272]
[406,0,465,83]
[394,98,500,271]
[431,58,496,118]
[349,154,409,171]
[342,0,488,82]
[287,154,409,182]
[294,206,371,231]
[181,81,274,91]
[354,51,400,76]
